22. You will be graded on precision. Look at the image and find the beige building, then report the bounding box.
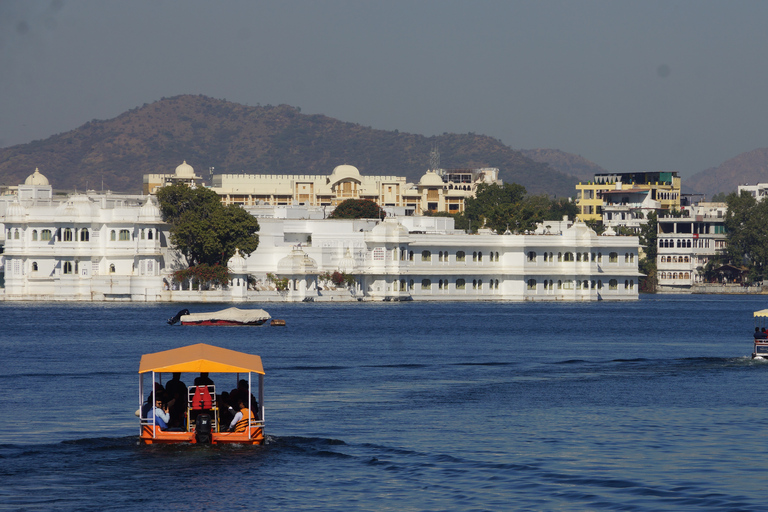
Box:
[143,161,203,194]
[576,171,681,222]
[207,164,500,215]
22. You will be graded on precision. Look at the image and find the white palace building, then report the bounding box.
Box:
[0,166,642,302]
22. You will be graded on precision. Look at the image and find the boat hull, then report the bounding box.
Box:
[140,424,264,445]
[180,319,268,326]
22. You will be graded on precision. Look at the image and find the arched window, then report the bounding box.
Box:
[630,280,635,289]
[687,240,691,248]
[676,240,681,248]
[609,279,618,290]
[583,253,589,261]
[527,251,537,262]
[472,279,477,289]
[557,280,562,289]
[624,280,629,288]
[63,261,73,274]
[557,252,563,262]
[14,229,20,240]
[119,229,131,241]
[478,279,483,289]
[421,279,431,290]
[80,228,89,242]
[421,250,431,261]
[456,251,465,262]
[110,264,116,273]
[41,229,52,241]
[140,229,145,240]
[409,279,414,289]
[456,279,466,289]
[63,228,73,242]
[32,262,38,271]
[597,252,602,262]
[496,279,501,289]
[473,251,478,262]
[478,251,483,262]
[438,279,444,289]
[496,252,500,262]
[32,230,38,241]
[597,280,602,289]
[609,252,618,263]
[147,230,153,240]
[564,252,574,262]
[624,253,629,262]
[576,253,582,262]
[684,272,690,279]
[527,279,537,290]
[409,251,414,261]
[110,230,116,241]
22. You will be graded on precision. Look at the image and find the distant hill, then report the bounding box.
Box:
[0,95,579,197]
[519,148,608,182]
[685,148,768,199]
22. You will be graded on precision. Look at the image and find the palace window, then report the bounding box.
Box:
[609,252,618,263]
[119,229,131,241]
[80,228,89,242]
[527,251,536,262]
[421,250,432,262]
[456,251,466,262]
[63,261,73,274]
[456,279,466,289]
[527,279,536,290]
[110,264,116,273]
[421,279,431,290]
[609,279,618,290]
[63,228,73,242]
[478,252,483,262]
[564,252,574,262]
[478,279,483,289]
[32,262,38,272]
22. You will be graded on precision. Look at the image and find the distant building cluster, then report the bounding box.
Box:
[0,163,641,302]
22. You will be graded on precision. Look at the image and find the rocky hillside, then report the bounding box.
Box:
[0,95,579,197]
[519,148,607,182]
[686,148,768,198]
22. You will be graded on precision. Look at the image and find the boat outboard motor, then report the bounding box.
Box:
[167,309,190,325]
[195,413,212,444]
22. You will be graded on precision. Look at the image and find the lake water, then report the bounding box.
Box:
[0,295,766,511]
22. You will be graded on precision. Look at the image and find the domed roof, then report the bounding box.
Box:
[25,168,50,186]
[368,218,409,240]
[329,164,361,184]
[56,194,97,219]
[5,200,26,221]
[138,196,162,221]
[227,248,247,273]
[338,248,356,274]
[418,171,444,187]
[175,160,195,178]
[277,248,318,274]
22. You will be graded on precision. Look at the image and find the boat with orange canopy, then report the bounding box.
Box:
[138,343,265,445]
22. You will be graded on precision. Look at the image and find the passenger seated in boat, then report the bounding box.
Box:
[194,372,214,386]
[755,328,768,339]
[218,393,235,429]
[165,373,187,428]
[146,397,170,430]
[234,379,260,420]
[228,398,255,432]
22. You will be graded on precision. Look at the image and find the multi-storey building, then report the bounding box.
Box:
[576,171,682,225]
[2,168,640,302]
[656,202,727,292]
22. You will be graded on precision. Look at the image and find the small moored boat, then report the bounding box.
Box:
[752,309,768,359]
[138,343,265,445]
[168,307,271,326]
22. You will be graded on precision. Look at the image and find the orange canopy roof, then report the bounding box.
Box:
[139,343,264,375]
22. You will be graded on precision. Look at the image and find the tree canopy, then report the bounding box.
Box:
[156,183,260,267]
[329,199,385,219]
[461,183,578,233]
[638,210,658,292]
[725,191,768,281]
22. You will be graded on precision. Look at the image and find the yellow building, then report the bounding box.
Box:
[143,161,203,194]
[576,172,681,221]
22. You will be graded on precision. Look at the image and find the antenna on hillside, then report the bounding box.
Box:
[430,145,440,171]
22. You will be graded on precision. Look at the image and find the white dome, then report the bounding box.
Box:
[227,248,247,273]
[338,248,356,274]
[5,200,26,221]
[277,248,318,274]
[418,171,444,187]
[329,164,361,184]
[56,194,96,220]
[25,168,50,186]
[175,160,195,178]
[138,196,162,221]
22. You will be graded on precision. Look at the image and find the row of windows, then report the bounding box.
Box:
[9,228,154,242]
[659,272,691,280]
[30,261,118,274]
[659,256,690,263]
[528,279,635,290]
[395,278,502,290]
[406,250,501,262]
[527,251,635,263]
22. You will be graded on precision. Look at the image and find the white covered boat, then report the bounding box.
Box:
[168,307,271,326]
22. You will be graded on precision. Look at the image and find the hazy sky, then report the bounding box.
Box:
[2,0,767,178]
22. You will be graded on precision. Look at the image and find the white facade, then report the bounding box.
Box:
[656,202,727,292]
[1,170,641,302]
[738,183,768,201]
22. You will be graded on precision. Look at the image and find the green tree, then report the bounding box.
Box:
[725,191,768,280]
[156,183,260,266]
[638,211,658,292]
[329,199,385,219]
[463,183,578,234]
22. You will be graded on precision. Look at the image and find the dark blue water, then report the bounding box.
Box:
[1,296,766,511]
